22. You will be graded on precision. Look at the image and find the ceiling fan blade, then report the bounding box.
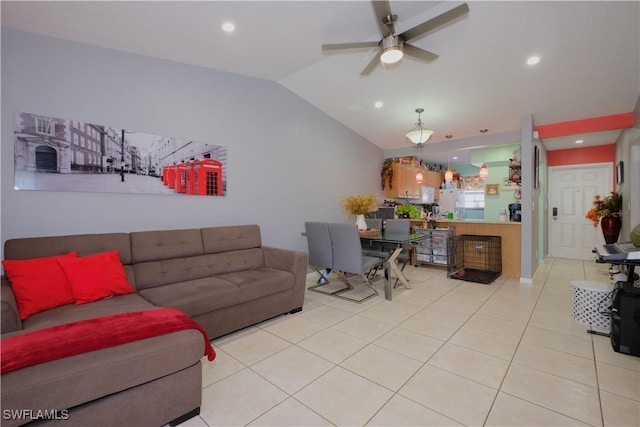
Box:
[360,51,382,76]
[322,41,380,51]
[371,0,393,38]
[399,3,470,42]
[403,43,439,63]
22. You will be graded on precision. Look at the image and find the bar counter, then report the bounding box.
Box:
[433,219,521,277]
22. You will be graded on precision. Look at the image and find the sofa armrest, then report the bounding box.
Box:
[1,279,22,334]
[262,246,308,309]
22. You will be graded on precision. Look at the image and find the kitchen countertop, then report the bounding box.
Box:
[434,219,521,225]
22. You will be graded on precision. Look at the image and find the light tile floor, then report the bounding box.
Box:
[182,258,640,426]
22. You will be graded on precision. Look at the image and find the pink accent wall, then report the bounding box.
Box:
[547,144,616,166]
[547,144,617,190]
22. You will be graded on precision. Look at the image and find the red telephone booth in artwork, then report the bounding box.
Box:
[194,159,223,196]
[185,161,197,195]
[166,165,176,189]
[174,162,189,193]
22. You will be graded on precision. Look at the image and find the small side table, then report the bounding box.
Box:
[571,280,614,329]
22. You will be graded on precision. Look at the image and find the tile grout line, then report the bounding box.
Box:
[480,259,552,426]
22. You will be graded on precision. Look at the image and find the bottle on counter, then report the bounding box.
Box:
[499,208,507,222]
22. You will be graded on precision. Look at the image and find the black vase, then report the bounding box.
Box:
[601,216,622,244]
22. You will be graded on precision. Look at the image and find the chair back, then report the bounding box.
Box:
[365,219,382,230]
[304,222,332,269]
[384,219,410,235]
[329,223,363,274]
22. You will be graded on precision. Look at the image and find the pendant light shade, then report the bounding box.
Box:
[444,168,453,183]
[415,170,423,184]
[479,163,489,180]
[405,108,433,145]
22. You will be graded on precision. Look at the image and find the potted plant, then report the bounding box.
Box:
[585,192,622,243]
[395,204,421,219]
[341,194,378,231]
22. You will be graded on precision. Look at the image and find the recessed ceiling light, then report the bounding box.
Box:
[452,156,458,160]
[222,22,235,32]
[527,55,540,65]
[374,101,383,109]
[575,139,584,144]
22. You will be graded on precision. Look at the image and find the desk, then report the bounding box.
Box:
[361,232,428,300]
[594,246,640,284]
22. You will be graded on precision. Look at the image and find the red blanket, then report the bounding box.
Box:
[1,308,216,374]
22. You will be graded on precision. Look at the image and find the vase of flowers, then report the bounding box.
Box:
[585,192,623,244]
[341,194,378,231]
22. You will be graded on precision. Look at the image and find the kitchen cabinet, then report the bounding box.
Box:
[384,163,421,199]
[384,164,441,200]
[423,171,442,199]
[435,220,521,277]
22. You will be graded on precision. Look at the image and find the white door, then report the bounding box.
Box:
[548,163,613,260]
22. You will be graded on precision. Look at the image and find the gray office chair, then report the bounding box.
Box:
[304,222,349,295]
[329,222,382,302]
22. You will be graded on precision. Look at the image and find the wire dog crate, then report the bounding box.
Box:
[448,235,502,284]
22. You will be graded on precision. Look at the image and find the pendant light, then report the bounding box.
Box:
[478,163,489,180]
[444,157,453,183]
[444,168,453,183]
[478,129,489,180]
[405,108,434,145]
[415,138,424,183]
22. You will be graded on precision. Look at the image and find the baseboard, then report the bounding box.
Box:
[169,407,200,426]
[519,277,533,284]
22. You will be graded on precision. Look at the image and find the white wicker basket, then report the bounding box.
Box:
[571,281,614,329]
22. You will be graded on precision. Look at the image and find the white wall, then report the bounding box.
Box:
[616,94,640,239]
[1,29,384,257]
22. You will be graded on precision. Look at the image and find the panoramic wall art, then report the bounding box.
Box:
[13,112,227,196]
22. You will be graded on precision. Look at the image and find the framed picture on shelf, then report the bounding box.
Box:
[485,183,499,196]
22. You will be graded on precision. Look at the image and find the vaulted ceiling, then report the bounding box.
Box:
[2,1,638,162]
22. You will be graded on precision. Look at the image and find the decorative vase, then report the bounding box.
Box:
[355,214,367,231]
[601,216,622,244]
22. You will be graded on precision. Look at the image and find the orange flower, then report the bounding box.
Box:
[585,192,622,227]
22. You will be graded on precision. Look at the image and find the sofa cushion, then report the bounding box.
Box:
[2,252,78,320]
[138,267,294,317]
[0,329,204,420]
[58,250,135,304]
[130,229,203,264]
[201,225,261,254]
[133,248,265,290]
[3,233,131,263]
[18,293,155,333]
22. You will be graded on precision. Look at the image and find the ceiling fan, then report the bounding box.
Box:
[322,1,469,76]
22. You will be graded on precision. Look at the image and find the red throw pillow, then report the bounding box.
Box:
[2,252,78,320]
[58,250,134,305]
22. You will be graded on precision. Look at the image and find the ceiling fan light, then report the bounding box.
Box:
[381,47,403,64]
[380,35,403,64]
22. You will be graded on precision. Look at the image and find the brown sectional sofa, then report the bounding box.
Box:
[1,224,308,427]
